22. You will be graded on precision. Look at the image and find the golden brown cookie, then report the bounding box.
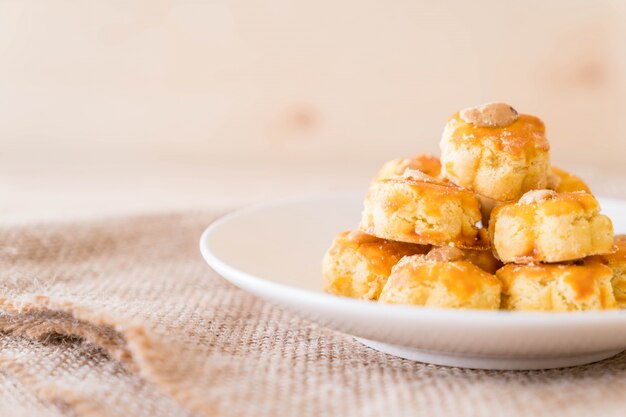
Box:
[440,102,551,202]
[360,171,485,248]
[489,190,614,263]
[587,235,626,308]
[322,230,428,300]
[374,153,442,181]
[379,247,501,309]
[497,263,617,311]
[547,166,591,193]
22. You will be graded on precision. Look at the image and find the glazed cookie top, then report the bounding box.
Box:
[498,263,615,305]
[329,230,427,276]
[444,103,549,158]
[494,190,600,218]
[374,153,442,181]
[383,252,501,302]
[378,176,481,220]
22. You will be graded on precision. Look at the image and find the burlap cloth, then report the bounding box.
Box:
[2,212,626,417]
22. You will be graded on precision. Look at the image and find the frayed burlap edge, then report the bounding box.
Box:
[0,295,206,417]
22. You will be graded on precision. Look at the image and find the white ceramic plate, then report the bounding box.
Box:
[200,191,626,370]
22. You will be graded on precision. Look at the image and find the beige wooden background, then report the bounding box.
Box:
[2,0,626,222]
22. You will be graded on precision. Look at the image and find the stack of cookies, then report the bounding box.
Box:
[323,102,625,311]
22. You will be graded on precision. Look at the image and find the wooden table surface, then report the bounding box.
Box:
[3,1,626,223]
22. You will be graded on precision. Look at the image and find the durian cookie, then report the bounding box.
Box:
[497,263,616,311]
[360,170,485,248]
[440,102,551,202]
[489,190,614,263]
[379,247,501,309]
[322,230,428,300]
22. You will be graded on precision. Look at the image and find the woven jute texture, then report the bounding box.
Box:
[2,212,626,417]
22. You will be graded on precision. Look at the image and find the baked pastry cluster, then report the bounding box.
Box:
[323,102,621,311]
